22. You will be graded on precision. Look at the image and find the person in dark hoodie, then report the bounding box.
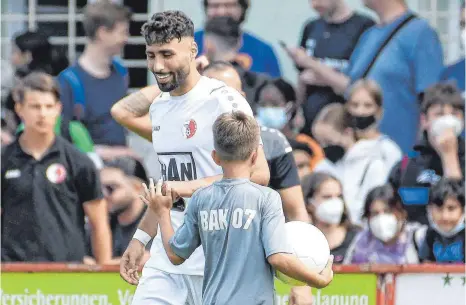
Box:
[389,82,464,225]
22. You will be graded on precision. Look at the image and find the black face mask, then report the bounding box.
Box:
[350,114,377,130]
[323,145,346,163]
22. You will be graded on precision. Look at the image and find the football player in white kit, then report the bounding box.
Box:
[111,11,270,305]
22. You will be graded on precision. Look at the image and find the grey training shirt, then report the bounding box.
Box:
[170,178,292,305]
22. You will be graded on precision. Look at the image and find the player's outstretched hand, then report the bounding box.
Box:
[139,178,173,215]
[120,239,145,285]
[317,255,334,288]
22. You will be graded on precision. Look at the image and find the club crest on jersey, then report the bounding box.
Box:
[182,119,197,139]
[46,163,67,184]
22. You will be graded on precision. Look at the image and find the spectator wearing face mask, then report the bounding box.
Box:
[301,172,360,264]
[419,178,465,263]
[195,0,281,77]
[344,185,426,264]
[441,1,465,94]
[202,16,271,107]
[389,83,465,225]
[255,78,304,139]
[345,79,402,171]
[312,103,389,224]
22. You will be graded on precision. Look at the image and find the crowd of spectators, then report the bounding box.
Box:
[1,0,464,265]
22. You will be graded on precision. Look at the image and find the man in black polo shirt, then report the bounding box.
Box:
[1,72,112,263]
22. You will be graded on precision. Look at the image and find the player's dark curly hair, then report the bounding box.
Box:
[141,10,194,45]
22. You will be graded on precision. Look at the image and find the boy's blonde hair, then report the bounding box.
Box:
[213,111,260,161]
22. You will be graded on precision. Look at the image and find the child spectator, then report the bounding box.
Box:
[301,172,360,264]
[345,79,402,171]
[419,178,465,263]
[390,82,465,224]
[312,103,389,224]
[344,185,426,264]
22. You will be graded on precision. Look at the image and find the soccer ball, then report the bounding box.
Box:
[275,221,330,286]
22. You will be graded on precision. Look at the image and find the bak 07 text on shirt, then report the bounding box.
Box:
[200,208,257,231]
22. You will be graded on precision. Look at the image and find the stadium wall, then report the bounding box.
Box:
[2,263,464,305]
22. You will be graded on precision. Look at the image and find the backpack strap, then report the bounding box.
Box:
[58,57,128,122]
[360,13,417,78]
[58,66,86,121]
[112,57,129,86]
[112,58,128,76]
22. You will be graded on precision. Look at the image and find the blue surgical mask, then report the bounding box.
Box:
[256,107,288,130]
[428,209,465,237]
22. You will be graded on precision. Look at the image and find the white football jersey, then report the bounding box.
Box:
[146,76,255,275]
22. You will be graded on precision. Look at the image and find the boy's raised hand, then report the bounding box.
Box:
[139,178,174,214]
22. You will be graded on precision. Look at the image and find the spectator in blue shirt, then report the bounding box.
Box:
[285,0,444,154]
[442,1,465,94]
[195,0,282,77]
[58,2,135,159]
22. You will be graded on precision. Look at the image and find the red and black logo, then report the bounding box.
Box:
[182,119,197,139]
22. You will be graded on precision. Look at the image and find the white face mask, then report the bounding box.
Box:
[314,197,345,225]
[430,115,463,138]
[369,213,400,242]
[427,209,465,237]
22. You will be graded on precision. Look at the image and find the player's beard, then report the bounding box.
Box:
[154,66,190,92]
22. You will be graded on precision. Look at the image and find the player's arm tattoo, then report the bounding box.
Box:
[118,91,152,117]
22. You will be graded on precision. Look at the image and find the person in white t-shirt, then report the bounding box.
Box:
[344,79,402,171]
[110,10,270,305]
